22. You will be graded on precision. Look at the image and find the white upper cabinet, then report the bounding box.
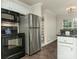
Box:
[1,0,30,15]
[30,3,42,17]
[1,0,42,16]
[1,0,9,10]
[63,18,77,29]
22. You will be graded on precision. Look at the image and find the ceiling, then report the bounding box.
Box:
[19,0,77,15]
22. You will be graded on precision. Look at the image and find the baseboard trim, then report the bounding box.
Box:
[41,39,57,47]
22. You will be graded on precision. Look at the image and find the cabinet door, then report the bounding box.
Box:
[58,44,74,59]
[1,0,10,10]
[1,0,27,15]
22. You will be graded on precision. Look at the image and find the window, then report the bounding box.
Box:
[63,20,72,29]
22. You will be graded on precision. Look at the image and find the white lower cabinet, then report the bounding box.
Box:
[58,44,73,59]
[57,36,77,59]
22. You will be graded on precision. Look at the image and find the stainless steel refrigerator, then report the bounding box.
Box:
[19,14,41,55]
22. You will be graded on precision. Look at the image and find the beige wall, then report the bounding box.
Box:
[43,9,57,46]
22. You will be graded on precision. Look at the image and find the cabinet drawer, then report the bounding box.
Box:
[66,37,74,43]
[57,36,75,44]
[57,37,68,43]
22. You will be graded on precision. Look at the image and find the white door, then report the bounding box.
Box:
[58,44,74,59]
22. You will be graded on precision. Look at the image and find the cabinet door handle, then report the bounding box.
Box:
[71,47,73,51]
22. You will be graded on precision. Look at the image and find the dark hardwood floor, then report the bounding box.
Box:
[21,40,57,59]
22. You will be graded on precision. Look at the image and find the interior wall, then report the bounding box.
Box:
[43,9,57,45]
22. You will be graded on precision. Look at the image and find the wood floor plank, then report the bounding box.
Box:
[21,40,57,59]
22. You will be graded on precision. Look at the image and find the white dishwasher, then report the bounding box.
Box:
[57,36,77,59]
